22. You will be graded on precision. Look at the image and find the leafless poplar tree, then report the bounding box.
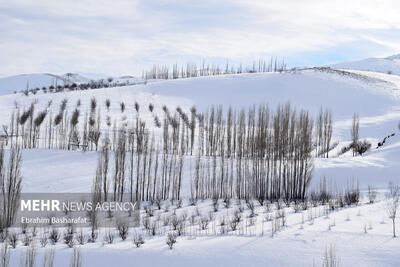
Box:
[351,113,359,156]
[0,146,22,229]
[387,182,400,237]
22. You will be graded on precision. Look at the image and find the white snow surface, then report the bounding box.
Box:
[330,54,400,75]
[5,198,400,267]
[1,69,399,192]
[1,68,400,266]
[0,73,67,95]
[0,73,142,95]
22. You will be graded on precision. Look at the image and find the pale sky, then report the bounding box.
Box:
[1,0,400,77]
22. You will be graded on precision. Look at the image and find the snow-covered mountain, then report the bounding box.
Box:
[330,54,400,75]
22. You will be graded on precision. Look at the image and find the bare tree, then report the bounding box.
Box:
[367,186,377,204]
[386,182,400,237]
[116,219,129,240]
[351,113,359,156]
[0,146,22,229]
[49,228,60,244]
[166,232,177,249]
[133,232,145,247]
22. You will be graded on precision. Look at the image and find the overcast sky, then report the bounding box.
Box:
[1,0,400,77]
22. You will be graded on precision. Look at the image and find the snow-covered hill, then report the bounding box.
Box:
[330,54,400,75]
[0,73,94,95]
[2,68,398,134]
[1,68,399,191]
[0,73,142,96]
[1,67,400,267]
[0,73,66,95]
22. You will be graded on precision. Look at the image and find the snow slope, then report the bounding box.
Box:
[0,68,399,192]
[5,197,400,267]
[0,73,144,96]
[1,68,400,267]
[0,73,67,95]
[0,73,99,95]
[330,54,400,75]
[2,68,399,129]
[145,69,400,120]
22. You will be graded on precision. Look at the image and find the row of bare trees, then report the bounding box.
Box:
[5,99,101,151]
[85,102,316,202]
[21,76,140,97]
[4,98,331,202]
[4,100,329,158]
[142,58,287,80]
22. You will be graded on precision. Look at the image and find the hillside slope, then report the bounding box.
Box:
[0,73,143,96]
[1,68,400,267]
[1,68,398,135]
[0,68,399,191]
[0,73,67,95]
[330,54,400,75]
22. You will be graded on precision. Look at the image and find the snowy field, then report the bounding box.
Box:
[3,197,400,267]
[0,67,400,266]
